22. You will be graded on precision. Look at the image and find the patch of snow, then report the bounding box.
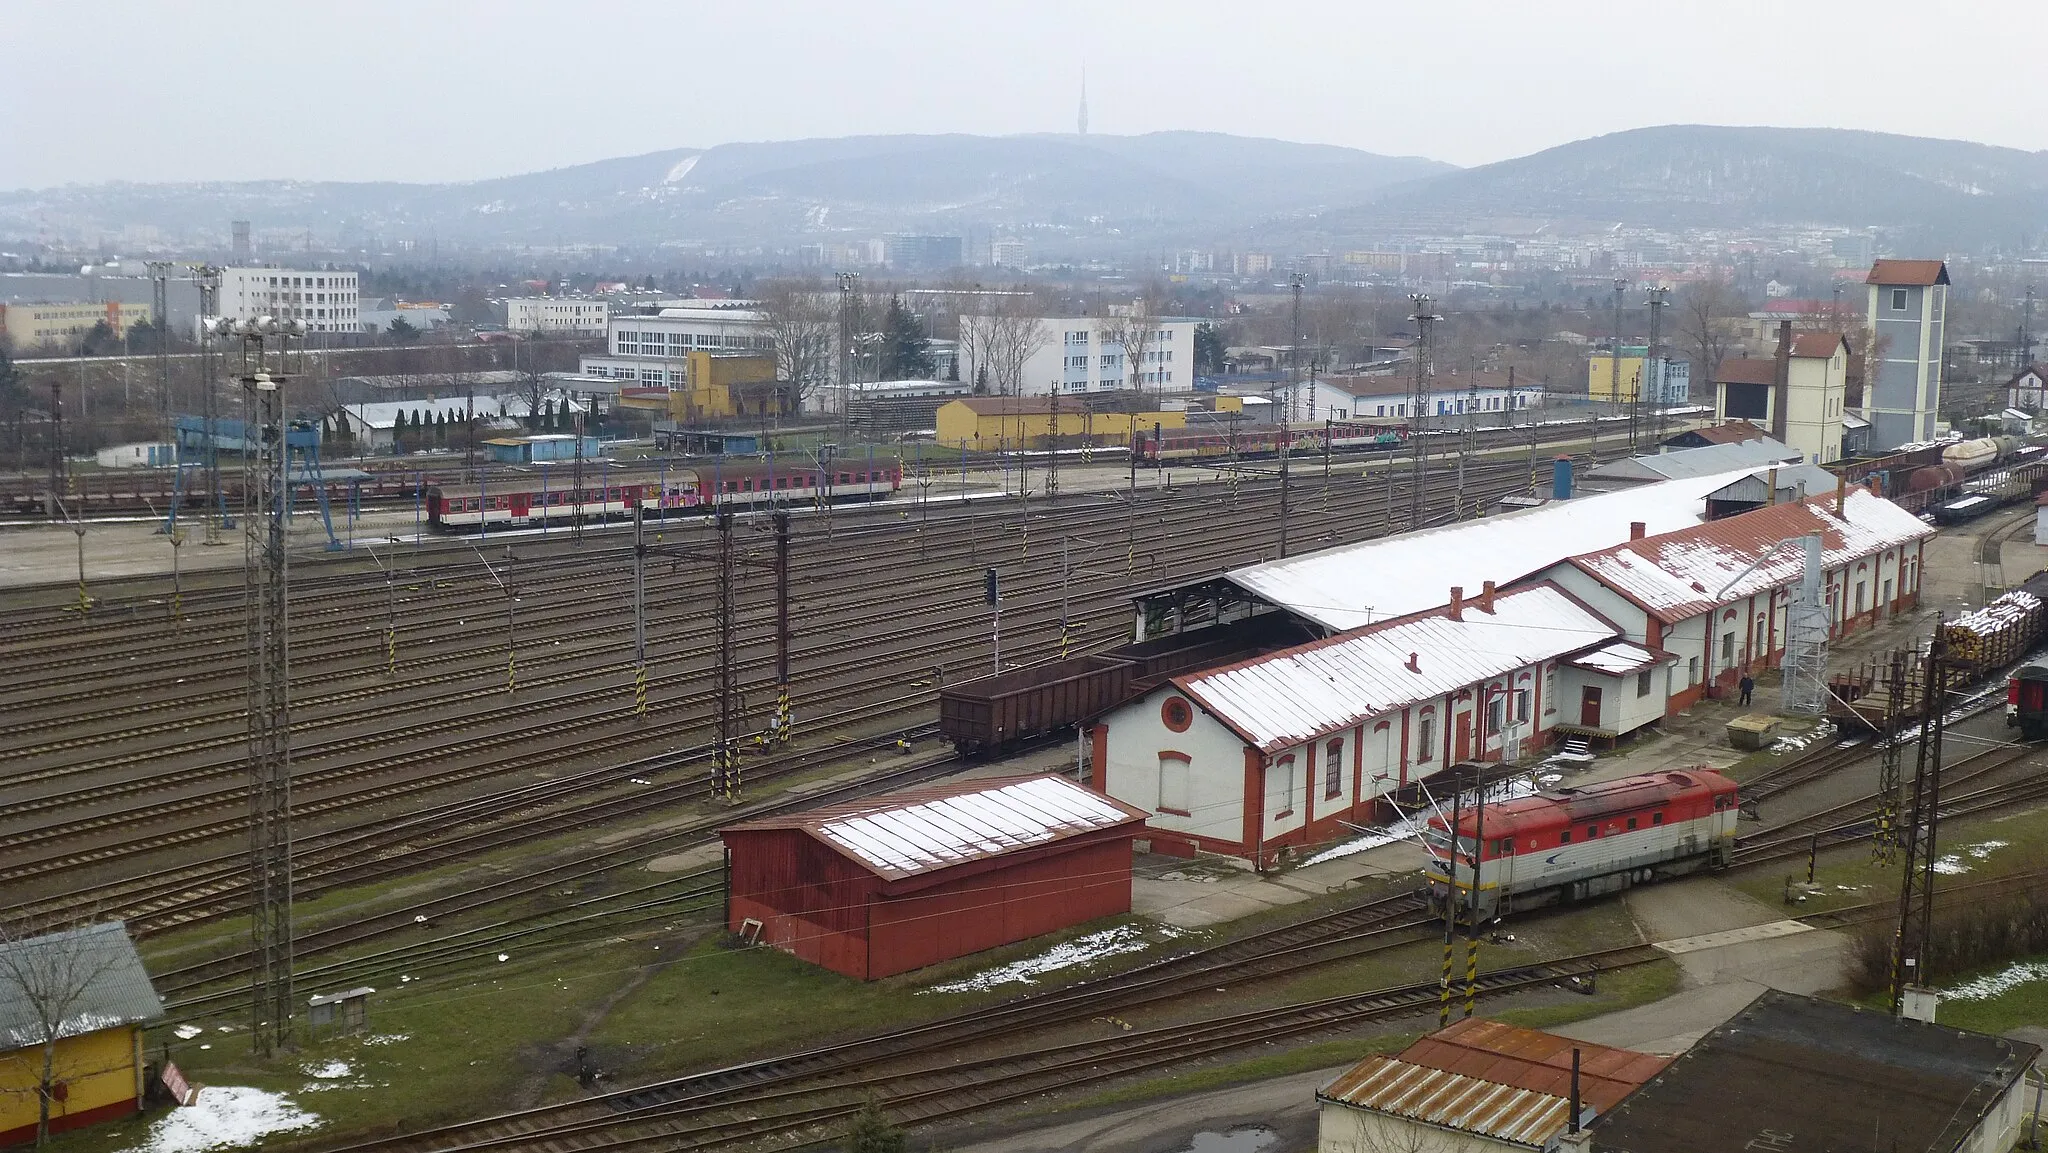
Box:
[360,1033,408,1046]
[173,1024,204,1040]
[132,1086,319,1153]
[302,1060,350,1079]
[1932,838,2010,875]
[1767,721,1835,755]
[1944,960,2048,1002]
[922,925,1176,994]
[662,155,700,185]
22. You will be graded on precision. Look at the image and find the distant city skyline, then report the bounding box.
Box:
[1,0,2040,190]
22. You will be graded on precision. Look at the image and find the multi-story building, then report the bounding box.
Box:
[1864,258,1949,449]
[883,235,964,272]
[1712,329,1850,465]
[578,306,774,388]
[1586,346,1690,405]
[956,315,1199,396]
[989,238,1028,268]
[0,300,150,350]
[1324,370,1545,422]
[505,297,610,337]
[217,266,359,334]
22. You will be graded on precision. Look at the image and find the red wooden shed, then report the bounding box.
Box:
[719,774,1148,980]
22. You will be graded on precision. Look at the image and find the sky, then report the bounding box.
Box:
[3,0,2041,190]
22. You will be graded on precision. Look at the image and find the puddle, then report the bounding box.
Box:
[1176,1127,1278,1153]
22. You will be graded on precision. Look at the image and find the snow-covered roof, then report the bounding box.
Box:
[1223,467,1791,633]
[721,774,1146,882]
[1177,584,1620,752]
[1566,487,1933,624]
[1589,439,1801,483]
[1566,640,1673,676]
[0,921,162,1049]
[339,398,479,429]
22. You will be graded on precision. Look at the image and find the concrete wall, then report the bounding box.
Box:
[1317,1100,1520,1153]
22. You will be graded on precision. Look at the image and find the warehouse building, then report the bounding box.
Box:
[1093,583,1634,865]
[1591,990,2036,1153]
[0,923,163,1147]
[1317,1018,1664,1152]
[719,775,1148,980]
[1526,485,1931,715]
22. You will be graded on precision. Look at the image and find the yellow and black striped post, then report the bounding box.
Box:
[506,651,516,697]
[1463,932,1480,1019]
[634,664,648,717]
[386,627,397,677]
[1438,788,1463,1028]
[1464,768,1488,1018]
[775,684,791,744]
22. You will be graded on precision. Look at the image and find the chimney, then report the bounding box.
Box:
[1569,1047,1583,1133]
[1552,456,1574,501]
[1771,320,1792,445]
[1835,473,1847,517]
[1449,586,1464,621]
[1406,651,1421,673]
[1766,466,1779,507]
[1629,520,1646,541]
[1480,580,1497,613]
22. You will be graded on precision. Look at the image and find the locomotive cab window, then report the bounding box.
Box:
[1626,817,1638,830]
[1585,824,1598,839]
[1559,830,1571,844]
[1714,795,1732,810]
[1651,812,1664,825]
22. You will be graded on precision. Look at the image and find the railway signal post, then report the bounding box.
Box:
[1438,787,1463,1028]
[633,507,648,718]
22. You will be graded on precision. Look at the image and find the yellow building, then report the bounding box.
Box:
[0,301,151,351]
[1586,346,1647,400]
[665,351,787,422]
[936,396,1225,449]
[0,923,163,1148]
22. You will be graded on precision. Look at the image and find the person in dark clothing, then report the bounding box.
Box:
[1738,673,1755,706]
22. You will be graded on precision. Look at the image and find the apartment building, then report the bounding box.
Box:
[505,298,610,337]
[218,266,360,334]
[956,315,1199,396]
[1864,259,1949,449]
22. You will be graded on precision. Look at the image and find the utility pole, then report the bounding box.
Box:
[147,260,173,428]
[1873,649,1908,865]
[1611,278,1631,452]
[1890,628,1948,1016]
[632,507,648,718]
[1457,366,1478,517]
[836,272,860,445]
[227,318,303,1058]
[1645,286,1670,442]
[1438,787,1463,1028]
[1278,426,1291,558]
[571,405,586,546]
[1289,272,1305,424]
[985,567,1002,673]
[1047,387,1061,502]
[2022,285,2037,370]
[194,266,226,544]
[714,508,739,800]
[1464,761,1487,1018]
[773,509,791,745]
[1408,294,1438,528]
[46,381,63,520]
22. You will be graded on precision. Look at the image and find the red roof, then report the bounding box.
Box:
[1866,259,1949,286]
[1393,1018,1668,1109]
[1681,421,1769,445]
[1788,332,1850,359]
[1714,357,1777,386]
[1443,769,1737,840]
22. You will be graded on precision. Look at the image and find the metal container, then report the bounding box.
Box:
[939,656,1135,754]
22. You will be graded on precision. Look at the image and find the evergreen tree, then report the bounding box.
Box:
[878,296,934,380]
[433,409,447,447]
[844,1097,906,1153]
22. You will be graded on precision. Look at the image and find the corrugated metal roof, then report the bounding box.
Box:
[1178,584,1619,752]
[1589,438,1801,482]
[1402,1017,1668,1101]
[1320,1056,1573,1146]
[0,922,163,1050]
[1568,487,1933,623]
[721,774,1147,881]
[1222,467,1786,633]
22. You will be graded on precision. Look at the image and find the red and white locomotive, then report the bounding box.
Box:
[426,458,902,531]
[1426,769,1738,921]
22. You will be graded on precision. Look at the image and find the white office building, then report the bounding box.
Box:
[217,266,359,334]
[506,298,611,337]
[957,315,1199,396]
[578,306,775,387]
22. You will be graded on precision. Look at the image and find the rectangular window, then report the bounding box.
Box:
[1891,288,1908,311]
[1688,657,1700,685]
[1637,669,1653,697]
[1276,756,1297,816]
[1158,754,1190,815]
[1652,812,1664,825]
[1721,633,1734,663]
[1626,817,1638,830]
[1585,824,1598,839]
[1559,830,1572,845]
[1416,717,1434,761]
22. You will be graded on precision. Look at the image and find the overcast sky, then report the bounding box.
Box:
[3,0,2039,190]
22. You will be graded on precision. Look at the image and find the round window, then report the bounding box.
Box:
[1162,697,1193,733]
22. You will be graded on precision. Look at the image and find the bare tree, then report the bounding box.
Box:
[1679,279,1742,400]
[1099,300,1159,396]
[756,279,837,411]
[961,290,1050,397]
[0,922,137,1148]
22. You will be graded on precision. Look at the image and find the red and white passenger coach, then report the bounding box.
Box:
[425,457,902,531]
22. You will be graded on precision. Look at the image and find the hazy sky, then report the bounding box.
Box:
[4,0,2040,190]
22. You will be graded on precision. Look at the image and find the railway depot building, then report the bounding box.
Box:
[1097,467,1932,864]
[1093,583,1641,865]
[719,775,1147,980]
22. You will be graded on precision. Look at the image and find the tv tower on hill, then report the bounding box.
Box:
[1077,66,1088,135]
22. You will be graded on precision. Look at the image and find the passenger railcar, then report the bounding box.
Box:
[1426,769,1739,921]
[1133,421,1405,466]
[425,457,902,531]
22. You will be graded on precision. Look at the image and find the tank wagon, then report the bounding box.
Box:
[1426,769,1739,921]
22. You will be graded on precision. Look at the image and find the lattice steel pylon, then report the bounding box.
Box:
[241,354,295,1056]
[1780,534,1830,716]
[1407,295,1438,527]
[1872,649,1909,865]
[1890,629,1948,1015]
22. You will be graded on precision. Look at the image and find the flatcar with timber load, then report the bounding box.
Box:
[426,457,902,531]
[1425,769,1739,921]
[1132,420,1405,466]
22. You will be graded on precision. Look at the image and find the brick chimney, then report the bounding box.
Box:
[1771,319,1793,445]
[1835,473,1848,517]
[1406,651,1421,673]
[1629,520,1646,541]
[1480,580,1497,613]
[1449,586,1464,621]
